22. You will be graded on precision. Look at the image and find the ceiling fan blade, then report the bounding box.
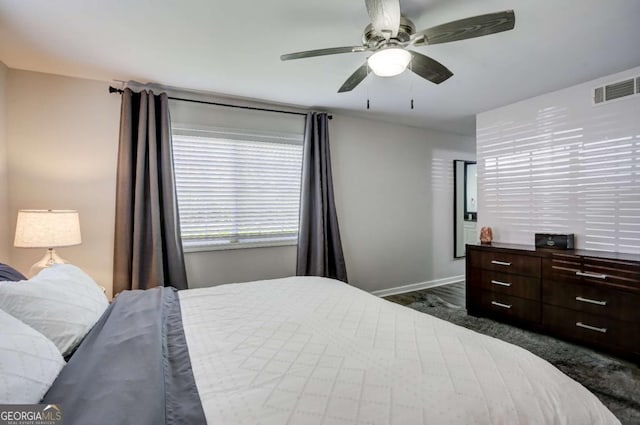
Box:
[365,0,401,37]
[281,46,365,61]
[408,51,453,84]
[413,10,515,46]
[338,64,369,93]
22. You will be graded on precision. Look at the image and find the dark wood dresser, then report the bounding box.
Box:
[466,243,640,361]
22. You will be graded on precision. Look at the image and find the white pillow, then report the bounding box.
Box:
[0,308,65,403]
[0,264,109,356]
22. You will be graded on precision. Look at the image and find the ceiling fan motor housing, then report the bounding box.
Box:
[363,16,416,47]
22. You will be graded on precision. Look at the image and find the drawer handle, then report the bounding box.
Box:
[575,271,608,280]
[575,296,607,306]
[491,301,512,309]
[576,322,607,334]
[491,260,512,266]
[491,280,512,287]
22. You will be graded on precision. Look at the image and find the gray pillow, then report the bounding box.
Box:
[0,263,26,282]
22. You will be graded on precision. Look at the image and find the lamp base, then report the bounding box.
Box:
[28,248,69,278]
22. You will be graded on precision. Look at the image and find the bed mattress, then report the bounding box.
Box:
[179,276,619,425]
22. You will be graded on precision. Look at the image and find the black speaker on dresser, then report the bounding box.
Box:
[535,233,574,250]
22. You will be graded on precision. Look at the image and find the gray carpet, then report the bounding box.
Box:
[406,294,640,425]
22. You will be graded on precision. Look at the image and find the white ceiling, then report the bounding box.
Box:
[1,0,639,136]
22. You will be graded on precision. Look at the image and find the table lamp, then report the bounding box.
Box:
[14,209,82,277]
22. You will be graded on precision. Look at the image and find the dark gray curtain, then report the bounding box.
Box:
[296,112,348,282]
[113,88,187,294]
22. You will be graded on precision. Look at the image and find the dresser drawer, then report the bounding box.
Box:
[543,305,639,352]
[582,256,640,290]
[543,254,582,284]
[468,289,540,323]
[468,269,541,301]
[543,255,640,291]
[469,250,541,277]
[543,280,640,323]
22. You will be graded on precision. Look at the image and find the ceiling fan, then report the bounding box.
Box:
[280,0,515,93]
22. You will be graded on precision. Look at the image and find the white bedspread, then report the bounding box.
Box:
[179,277,619,425]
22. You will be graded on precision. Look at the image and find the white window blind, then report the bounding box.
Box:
[478,105,640,254]
[172,127,303,249]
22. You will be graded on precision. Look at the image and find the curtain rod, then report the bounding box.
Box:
[108,86,331,119]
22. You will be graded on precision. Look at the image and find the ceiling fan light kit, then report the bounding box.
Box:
[280,0,515,93]
[367,46,411,77]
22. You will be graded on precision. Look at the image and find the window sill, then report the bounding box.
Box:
[183,239,297,253]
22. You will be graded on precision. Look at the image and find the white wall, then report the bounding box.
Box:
[6,70,120,295]
[331,114,475,293]
[0,62,9,262]
[477,66,640,253]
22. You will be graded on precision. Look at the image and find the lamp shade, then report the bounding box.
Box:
[14,210,82,248]
[367,47,412,77]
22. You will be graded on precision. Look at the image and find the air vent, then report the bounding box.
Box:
[606,78,634,100]
[593,77,639,105]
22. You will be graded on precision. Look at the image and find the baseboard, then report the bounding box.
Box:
[371,275,465,298]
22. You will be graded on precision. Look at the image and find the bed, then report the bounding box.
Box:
[0,267,620,424]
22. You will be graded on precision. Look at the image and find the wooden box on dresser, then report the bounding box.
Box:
[466,242,640,362]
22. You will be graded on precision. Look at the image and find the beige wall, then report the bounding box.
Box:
[185,245,296,288]
[6,70,120,296]
[0,62,8,262]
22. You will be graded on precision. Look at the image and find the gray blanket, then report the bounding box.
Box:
[43,287,206,425]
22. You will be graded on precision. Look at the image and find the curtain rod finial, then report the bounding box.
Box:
[109,86,123,94]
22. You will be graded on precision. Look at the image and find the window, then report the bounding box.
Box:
[172,126,303,250]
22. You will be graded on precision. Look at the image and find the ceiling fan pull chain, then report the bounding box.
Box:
[409,61,414,110]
